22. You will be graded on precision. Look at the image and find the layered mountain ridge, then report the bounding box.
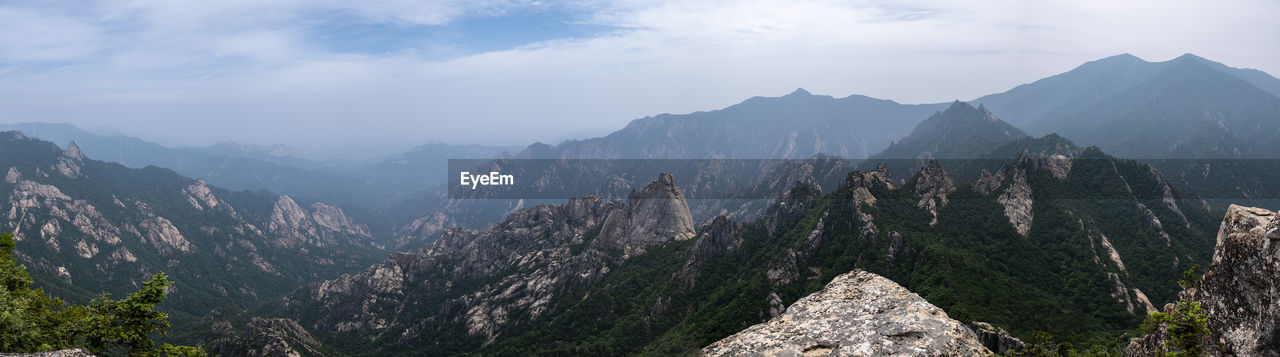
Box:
[0,131,385,329]
[265,135,1218,354]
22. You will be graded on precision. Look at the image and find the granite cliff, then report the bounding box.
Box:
[1126,205,1280,356]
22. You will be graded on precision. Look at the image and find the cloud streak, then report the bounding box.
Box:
[0,0,1277,155]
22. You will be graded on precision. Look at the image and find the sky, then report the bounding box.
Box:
[1,0,1278,156]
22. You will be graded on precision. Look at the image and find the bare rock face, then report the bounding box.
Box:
[704,270,993,356]
[1043,154,1072,180]
[182,180,221,211]
[885,231,906,267]
[53,142,84,178]
[267,195,372,249]
[309,202,371,237]
[140,216,192,254]
[268,196,318,247]
[848,164,895,240]
[591,172,696,258]
[914,159,955,226]
[1126,205,1280,356]
[974,168,1005,196]
[996,169,1033,236]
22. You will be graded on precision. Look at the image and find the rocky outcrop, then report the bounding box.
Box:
[914,159,955,226]
[267,195,373,249]
[1126,205,1280,356]
[704,270,993,356]
[139,216,192,254]
[974,168,1006,195]
[309,202,372,237]
[53,142,84,178]
[182,180,221,211]
[6,166,20,184]
[847,164,895,240]
[591,172,696,258]
[885,231,906,268]
[1042,154,1072,180]
[996,169,1033,236]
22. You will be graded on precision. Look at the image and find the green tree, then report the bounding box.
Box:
[1178,264,1201,289]
[0,232,84,352]
[0,232,205,356]
[1141,301,1210,357]
[1140,265,1212,357]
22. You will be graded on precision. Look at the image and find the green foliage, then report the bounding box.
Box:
[1178,264,1201,290]
[1140,301,1210,357]
[0,233,206,356]
[1,232,84,353]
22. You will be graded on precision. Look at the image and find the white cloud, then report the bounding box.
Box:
[0,0,1278,153]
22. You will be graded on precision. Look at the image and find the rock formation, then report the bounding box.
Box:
[914,159,955,226]
[996,168,1033,236]
[591,172,696,258]
[1126,205,1280,356]
[704,270,993,356]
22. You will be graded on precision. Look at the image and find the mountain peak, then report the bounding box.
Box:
[942,100,981,115]
[786,87,812,96]
[1097,53,1145,64]
[65,141,84,160]
[1172,53,1207,62]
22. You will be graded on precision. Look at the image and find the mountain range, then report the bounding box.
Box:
[4,53,1280,356]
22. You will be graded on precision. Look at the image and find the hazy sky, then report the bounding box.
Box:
[1,0,1278,155]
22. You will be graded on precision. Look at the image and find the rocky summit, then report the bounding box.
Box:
[703,270,993,356]
[1126,205,1280,356]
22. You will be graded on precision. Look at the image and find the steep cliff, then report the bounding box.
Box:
[1126,205,1280,356]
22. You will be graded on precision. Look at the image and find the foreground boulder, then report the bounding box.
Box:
[703,270,992,356]
[1126,205,1280,356]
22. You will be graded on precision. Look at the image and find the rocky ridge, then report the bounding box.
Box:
[286,173,696,347]
[914,159,955,226]
[206,318,325,357]
[0,131,382,321]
